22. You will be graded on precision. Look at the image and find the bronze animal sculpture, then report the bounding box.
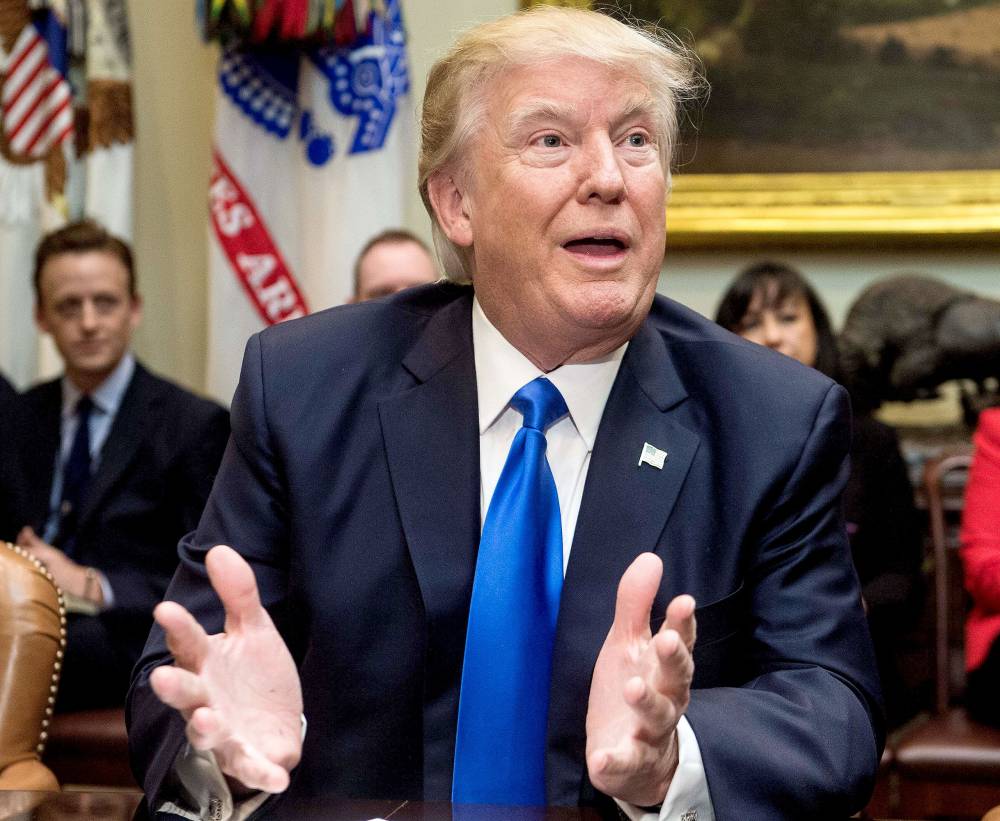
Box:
[839,274,1000,418]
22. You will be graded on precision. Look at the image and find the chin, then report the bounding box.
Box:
[563,283,649,330]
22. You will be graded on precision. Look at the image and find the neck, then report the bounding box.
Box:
[66,368,112,396]
[481,308,642,373]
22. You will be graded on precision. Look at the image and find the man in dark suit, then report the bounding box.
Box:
[9,220,229,712]
[128,7,882,820]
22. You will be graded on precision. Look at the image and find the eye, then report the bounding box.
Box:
[539,134,563,148]
[625,132,648,147]
[55,299,81,319]
[94,295,121,313]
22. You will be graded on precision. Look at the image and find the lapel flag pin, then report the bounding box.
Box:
[638,442,668,470]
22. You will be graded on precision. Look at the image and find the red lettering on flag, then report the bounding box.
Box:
[209,149,309,325]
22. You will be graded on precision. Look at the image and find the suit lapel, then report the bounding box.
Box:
[377,293,481,795]
[77,365,153,531]
[546,320,701,805]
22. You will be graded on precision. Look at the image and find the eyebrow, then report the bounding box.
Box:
[504,99,577,137]
[504,93,658,138]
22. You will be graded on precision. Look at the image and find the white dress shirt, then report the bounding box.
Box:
[171,300,715,821]
[473,299,713,821]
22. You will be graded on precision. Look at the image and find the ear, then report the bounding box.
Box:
[35,302,49,334]
[426,170,474,248]
[129,293,143,331]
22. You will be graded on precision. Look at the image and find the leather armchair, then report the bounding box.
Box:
[0,541,65,790]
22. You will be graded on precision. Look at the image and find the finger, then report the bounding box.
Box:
[25,544,57,565]
[220,742,292,794]
[16,526,38,547]
[587,739,644,783]
[611,553,663,641]
[186,706,231,751]
[623,673,678,743]
[664,594,696,651]
[149,665,210,713]
[648,629,693,708]
[154,601,210,671]
[205,545,267,632]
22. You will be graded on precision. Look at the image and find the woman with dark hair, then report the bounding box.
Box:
[715,261,840,378]
[716,261,924,728]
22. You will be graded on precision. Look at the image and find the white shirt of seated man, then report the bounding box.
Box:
[150,30,713,821]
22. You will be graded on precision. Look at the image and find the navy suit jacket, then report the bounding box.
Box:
[9,362,229,708]
[128,285,882,820]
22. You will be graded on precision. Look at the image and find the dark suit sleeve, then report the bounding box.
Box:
[127,334,287,809]
[686,384,884,820]
[100,396,230,616]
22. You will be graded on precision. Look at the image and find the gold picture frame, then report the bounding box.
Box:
[520,0,1000,247]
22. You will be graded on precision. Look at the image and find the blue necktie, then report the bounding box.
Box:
[57,395,93,556]
[452,377,569,806]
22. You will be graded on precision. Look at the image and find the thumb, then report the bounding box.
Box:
[206,545,268,633]
[611,552,663,642]
[17,525,38,545]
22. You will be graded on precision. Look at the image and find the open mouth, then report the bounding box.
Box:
[562,237,628,256]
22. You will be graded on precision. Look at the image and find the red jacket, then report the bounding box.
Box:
[961,407,1000,671]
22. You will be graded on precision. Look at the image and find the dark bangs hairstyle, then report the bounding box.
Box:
[714,261,840,379]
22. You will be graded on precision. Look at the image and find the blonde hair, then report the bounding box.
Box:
[418,5,705,282]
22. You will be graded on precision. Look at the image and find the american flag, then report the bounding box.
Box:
[2,22,74,159]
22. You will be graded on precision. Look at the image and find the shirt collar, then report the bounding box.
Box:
[61,352,136,420]
[472,297,627,451]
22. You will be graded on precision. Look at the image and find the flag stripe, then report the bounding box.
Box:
[3,31,44,90]
[20,96,72,156]
[3,47,48,111]
[7,72,65,140]
[29,102,74,156]
[9,81,70,152]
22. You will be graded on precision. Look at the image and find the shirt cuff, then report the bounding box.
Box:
[614,716,715,821]
[163,745,254,821]
[94,569,115,609]
[161,716,307,821]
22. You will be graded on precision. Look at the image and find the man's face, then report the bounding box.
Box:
[355,240,438,301]
[35,251,141,389]
[434,57,667,369]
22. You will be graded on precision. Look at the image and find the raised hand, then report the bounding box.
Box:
[585,552,696,808]
[150,545,303,793]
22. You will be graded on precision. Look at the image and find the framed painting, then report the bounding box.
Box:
[521,0,1000,246]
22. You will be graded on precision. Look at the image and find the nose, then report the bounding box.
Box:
[761,315,783,349]
[577,136,625,204]
[79,299,99,331]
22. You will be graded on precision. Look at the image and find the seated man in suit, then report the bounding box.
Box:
[8,220,229,712]
[350,229,439,302]
[128,7,883,820]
